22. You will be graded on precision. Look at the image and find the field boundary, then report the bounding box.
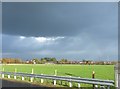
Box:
[1,71,114,89]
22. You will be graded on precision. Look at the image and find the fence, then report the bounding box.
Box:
[0,70,114,89]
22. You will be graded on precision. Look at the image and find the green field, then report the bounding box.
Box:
[2,64,115,80]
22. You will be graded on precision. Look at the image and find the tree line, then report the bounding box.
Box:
[1,57,67,64]
[0,58,117,65]
[1,58,23,64]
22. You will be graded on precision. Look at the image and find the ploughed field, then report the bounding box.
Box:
[2,64,115,80]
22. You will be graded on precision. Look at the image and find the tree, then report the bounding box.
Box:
[2,58,22,64]
[60,59,68,64]
[32,58,40,64]
[50,58,57,63]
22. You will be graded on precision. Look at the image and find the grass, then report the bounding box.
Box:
[1,64,115,80]
[0,64,115,87]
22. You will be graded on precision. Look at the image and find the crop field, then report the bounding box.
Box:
[1,64,115,80]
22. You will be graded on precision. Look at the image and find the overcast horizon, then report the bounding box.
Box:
[2,2,118,61]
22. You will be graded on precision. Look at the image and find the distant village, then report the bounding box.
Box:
[0,58,117,65]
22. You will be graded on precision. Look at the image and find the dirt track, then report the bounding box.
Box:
[1,79,43,87]
[0,79,95,89]
[1,79,62,89]
[1,79,57,89]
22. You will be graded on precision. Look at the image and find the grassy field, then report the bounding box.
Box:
[1,64,115,80]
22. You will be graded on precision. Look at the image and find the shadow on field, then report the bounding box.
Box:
[65,73,77,77]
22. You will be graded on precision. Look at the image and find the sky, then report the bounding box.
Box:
[2,2,118,61]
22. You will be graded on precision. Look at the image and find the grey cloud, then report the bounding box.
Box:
[3,2,117,37]
[2,2,118,60]
[2,34,117,60]
[2,34,64,53]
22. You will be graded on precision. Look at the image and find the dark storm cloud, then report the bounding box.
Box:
[2,2,118,60]
[3,2,117,37]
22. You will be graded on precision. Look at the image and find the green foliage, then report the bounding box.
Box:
[39,57,57,64]
[2,58,22,64]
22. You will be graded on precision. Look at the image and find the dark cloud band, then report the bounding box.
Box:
[2,2,117,37]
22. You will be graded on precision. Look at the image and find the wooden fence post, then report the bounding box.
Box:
[78,77,81,88]
[55,69,57,76]
[69,76,72,87]
[22,76,24,80]
[54,79,56,85]
[30,68,34,82]
[69,82,72,87]
[78,83,81,88]
[41,74,44,83]
[53,70,57,85]
[14,68,17,79]
[8,74,10,78]
[2,68,4,78]
[92,71,95,88]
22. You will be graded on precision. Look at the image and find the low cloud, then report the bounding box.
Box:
[2,34,118,60]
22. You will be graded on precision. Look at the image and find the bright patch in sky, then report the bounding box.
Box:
[20,36,26,40]
[34,37,64,43]
[19,36,65,43]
